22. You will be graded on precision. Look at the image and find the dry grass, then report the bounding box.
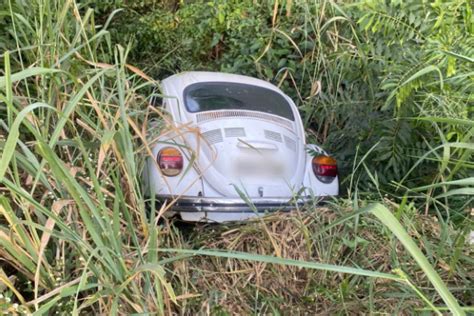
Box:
[157,206,473,314]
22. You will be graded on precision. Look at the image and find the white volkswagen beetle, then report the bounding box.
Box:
[143,72,338,222]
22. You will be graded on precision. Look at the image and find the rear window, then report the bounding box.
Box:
[183,82,295,121]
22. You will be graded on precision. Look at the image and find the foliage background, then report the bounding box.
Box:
[86,0,473,195]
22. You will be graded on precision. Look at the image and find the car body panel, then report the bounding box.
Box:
[143,71,338,222]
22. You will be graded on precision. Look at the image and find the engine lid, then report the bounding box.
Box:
[182,117,306,198]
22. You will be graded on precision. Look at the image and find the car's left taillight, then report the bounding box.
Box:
[312,155,338,183]
[157,147,183,177]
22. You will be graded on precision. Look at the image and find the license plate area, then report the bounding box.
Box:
[234,158,285,177]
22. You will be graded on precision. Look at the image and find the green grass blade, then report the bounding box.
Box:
[0,68,61,88]
[415,117,474,127]
[157,248,402,281]
[48,68,110,147]
[367,203,465,315]
[0,102,54,181]
[435,188,474,199]
[412,178,474,191]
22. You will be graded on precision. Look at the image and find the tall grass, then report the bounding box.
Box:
[0,0,472,314]
[0,1,176,313]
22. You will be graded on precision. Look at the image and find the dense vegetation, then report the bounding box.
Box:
[0,0,472,314]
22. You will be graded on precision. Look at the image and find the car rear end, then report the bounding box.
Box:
[143,72,338,222]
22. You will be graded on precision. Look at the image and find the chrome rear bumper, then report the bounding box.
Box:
[153,195,325,213]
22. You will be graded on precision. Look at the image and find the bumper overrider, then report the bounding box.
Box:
[153,195,326,213]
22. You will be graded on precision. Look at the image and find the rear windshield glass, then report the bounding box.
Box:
[183,82,295,121]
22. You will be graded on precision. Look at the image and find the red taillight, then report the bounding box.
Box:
[312,155,338,183]
[157,147,183,177]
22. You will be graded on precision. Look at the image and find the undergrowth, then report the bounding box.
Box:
[0,0,472,314]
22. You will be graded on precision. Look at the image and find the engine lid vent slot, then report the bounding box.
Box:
[224,127,246,138]
[202,129,223,145]
[264,130,283,143]
[284,135,297,151]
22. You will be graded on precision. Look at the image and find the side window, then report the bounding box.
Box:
[150,93,164,108]
[150,88,165,108]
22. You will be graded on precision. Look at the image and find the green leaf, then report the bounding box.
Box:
[402,65,444,90]
[383,65,444,110]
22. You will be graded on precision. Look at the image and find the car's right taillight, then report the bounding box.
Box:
[157,147,183,177]
[312,155,338,183]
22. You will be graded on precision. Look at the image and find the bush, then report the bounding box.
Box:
[89,0,473,199]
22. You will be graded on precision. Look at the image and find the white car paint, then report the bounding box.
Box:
[143,71,338,222]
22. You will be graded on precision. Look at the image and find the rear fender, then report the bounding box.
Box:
[143,130,203,198]
[303,144,339,197]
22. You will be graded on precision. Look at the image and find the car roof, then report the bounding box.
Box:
[161,71,283,95]
[159,71,304,140]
